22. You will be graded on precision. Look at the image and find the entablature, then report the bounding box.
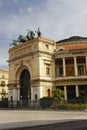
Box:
[54,49,87,59]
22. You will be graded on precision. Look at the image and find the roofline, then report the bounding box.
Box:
[56,36,87,43]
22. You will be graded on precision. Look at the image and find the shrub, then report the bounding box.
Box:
[51,102,68,110]
[40,96,54,109]
[80,104,87,110]
[51,102,87,110]
[68,104,80,110]
[52,88,64,101]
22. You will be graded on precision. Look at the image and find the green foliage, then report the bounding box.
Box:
[51,103,87,110]
[40,96,54,100]
[52,88,64,101]
[51,102,67,110]
[40,96,54,109]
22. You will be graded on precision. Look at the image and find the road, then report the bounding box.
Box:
[0,110,87,129]
[9,120,87,130]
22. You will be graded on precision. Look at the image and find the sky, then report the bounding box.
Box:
[1,0,87,70]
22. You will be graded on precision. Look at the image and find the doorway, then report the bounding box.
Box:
[20,69,31,100]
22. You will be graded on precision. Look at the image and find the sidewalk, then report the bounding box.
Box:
[0,110,87,129]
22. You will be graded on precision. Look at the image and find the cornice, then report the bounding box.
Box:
[9,37,55,52]
[54,49,87,57]
[31,78,54,83]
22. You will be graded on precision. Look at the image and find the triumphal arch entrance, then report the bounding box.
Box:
[20,69,31,100]
[8,31,55,105]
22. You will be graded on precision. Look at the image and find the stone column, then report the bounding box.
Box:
[86,57,87,70]
[64,86,67,101]
[17,85,20,101]
[17,88,20,101]
[74,57,78,76]
[13,89,18,101]
[63,58,66,76]
[76,85,79,97]
[31,87,34,100]
[8,89,13,101]
[38,86,42,99]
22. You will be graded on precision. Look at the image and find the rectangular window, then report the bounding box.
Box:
[59,67,63,76]
[78,65,84,75]
[55,66,63,77]
[2,75,5,78]
[46,64,50,76]
[2,88,5,94]
[1,81,5,86]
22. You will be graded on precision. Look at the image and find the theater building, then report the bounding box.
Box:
[8,36,87,102]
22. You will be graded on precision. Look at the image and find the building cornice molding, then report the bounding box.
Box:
[54,49,87,58]
[9,37,55,52]
[31,78,54,83]
[56,41,87,46]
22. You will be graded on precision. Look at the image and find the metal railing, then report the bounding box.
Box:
[0,99,87,110]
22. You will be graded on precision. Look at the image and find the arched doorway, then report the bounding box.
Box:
[20,69,31,100]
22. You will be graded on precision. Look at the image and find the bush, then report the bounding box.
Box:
[0,98,8,108]
[51,102,68,110]
[51,102,87,110]
[80,104,87,110]
[52,89,64,101]
[68,104,80,110]
[40,96,54,109]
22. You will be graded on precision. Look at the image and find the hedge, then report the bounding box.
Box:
[51,103,87,110]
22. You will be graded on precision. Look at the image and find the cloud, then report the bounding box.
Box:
[1,0,87,69]
[43,0,87,40]
[1,0,87,42]
[27,7,34,12]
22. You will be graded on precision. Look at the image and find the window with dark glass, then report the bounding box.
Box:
[2,89,5,94]
[78,65,84,75]
[1,81,5,86]
[59,67,63,76]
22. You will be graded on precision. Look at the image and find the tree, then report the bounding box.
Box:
[52,88,64,101]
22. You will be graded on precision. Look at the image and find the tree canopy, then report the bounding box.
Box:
[52,88,64,101]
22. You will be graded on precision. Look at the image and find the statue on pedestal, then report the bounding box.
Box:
[18,35,27,43]
[10,27,42,46]
[10,40,18,46]
[36,27,41,37]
